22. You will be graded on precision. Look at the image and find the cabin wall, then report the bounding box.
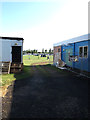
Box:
[61,41,89,72]
[88,40,90,72]
[0,39,2,62]
[61,44,74,68]
[54,34,90,73]
[0,39,23,63]
[74,41,88,72]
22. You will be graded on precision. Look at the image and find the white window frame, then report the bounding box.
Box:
[79,46,88,58]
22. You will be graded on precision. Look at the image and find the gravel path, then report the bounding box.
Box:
[2,65,88,119]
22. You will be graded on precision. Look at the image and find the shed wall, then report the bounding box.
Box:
[0,39,2,62]
[0,39,23,63]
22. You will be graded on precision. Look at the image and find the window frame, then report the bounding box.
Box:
[79,46,88,58]
[79,46,83,57]
[84,46,88,58]
[58,48,60,52]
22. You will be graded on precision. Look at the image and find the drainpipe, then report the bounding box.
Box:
[73,43,75,69]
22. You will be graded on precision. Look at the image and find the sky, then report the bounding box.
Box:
[0,0,89,51]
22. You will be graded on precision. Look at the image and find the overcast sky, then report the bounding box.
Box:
[0,0,89,51]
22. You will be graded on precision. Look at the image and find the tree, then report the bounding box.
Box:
[23,50,26,55]
[52,50,53,54]
[33,49,36,53]
[42,48,44,53]
[31,50,33,55]
[35,50,38,53]
[26,49,31,54]
[49,48,52,55]
[45,49,47,53]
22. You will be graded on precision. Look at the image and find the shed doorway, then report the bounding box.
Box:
[12,46,21,63]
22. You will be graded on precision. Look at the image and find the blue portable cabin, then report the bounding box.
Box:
[54,34,90,73]
[88,38,90,72]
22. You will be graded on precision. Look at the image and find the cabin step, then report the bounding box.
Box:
[0,62,23,74]
[10,68,22,73]
[10,63,23,73]
[2,72,9,74]
[10,66,21,68]
[2,69,9,72]
[1,61,11,74]
[11,63,23,68]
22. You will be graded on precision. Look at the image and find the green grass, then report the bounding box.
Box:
[1,55,53,86]
[1,66,32,86]
[23,55,53,65]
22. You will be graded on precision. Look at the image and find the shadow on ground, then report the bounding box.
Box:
[2,64,89,119]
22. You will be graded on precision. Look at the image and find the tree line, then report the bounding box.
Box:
[23,48,53,55]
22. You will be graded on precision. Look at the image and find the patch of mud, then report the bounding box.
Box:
[0,85,12,98]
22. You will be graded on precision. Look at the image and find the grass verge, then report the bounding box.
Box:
[1,66,32,86]
[1,55,53,86]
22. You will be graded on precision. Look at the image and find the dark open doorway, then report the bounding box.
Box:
[12,46,21,63]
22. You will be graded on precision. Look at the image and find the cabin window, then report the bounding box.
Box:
[58,48,60,52]
[84,46,88,58]
[79,47,83,57]
[68,53,70,62]
[79,46,88,58]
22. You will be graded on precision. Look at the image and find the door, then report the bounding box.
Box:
[12,46,21,62]
[65,48,73,67]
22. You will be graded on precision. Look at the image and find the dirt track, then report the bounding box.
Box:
[2,65,88,119]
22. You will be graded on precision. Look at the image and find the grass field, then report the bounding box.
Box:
[23,55,53,65]
[1,55,53,86]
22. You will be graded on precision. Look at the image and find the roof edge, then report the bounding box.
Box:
[53,34,90,47]
[0,36,24,40]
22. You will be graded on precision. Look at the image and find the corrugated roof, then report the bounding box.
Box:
[0,36,24,41]
[53,34,90,46]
